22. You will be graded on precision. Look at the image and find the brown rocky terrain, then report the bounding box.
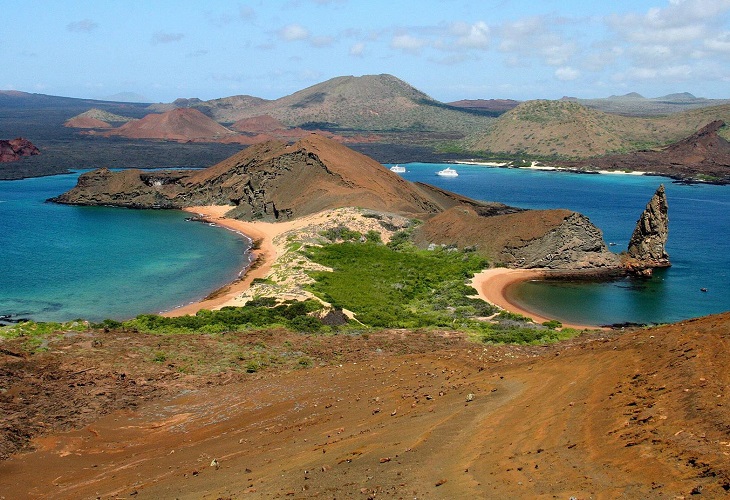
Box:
[64,108,136,129]
[1,313,729,498]
[0,137,40,162]
[469,100,730,160]
[568,120,730,183]
[52,134,626,271]
[64,115,113,128]
[155,74,494,136]
[98,108,237,142]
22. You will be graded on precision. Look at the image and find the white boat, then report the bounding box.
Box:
[389,164,406,173]
[436,167,458,177]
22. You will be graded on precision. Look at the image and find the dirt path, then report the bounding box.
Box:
[2,314,730,498]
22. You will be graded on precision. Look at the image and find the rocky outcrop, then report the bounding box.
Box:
[506,212,621,270]
[624,185,670,275]
[415,206,620,271]
[0,138,40,162]
[52,135,450,219]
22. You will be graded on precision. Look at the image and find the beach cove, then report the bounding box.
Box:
[1,164,728,326]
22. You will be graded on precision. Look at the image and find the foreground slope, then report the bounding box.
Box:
[1,313,729,497]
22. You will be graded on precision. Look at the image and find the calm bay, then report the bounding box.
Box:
[0,172,250,323]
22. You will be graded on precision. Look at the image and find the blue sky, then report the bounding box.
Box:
[3,0,730,103]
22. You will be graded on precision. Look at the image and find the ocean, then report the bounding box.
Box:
[0,172,250,323]
[397,163,730,326]
[2,166,727,326]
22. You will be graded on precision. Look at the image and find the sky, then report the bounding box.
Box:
[3,0,730,103]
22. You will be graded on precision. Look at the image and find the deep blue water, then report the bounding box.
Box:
[396,163,729,325]
[0,172,249,322]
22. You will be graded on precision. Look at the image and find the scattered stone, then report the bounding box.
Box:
[466,393,475,402]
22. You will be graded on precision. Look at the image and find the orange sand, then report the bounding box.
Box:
[471,268,601,330]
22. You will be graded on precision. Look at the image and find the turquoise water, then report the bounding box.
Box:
[0,172,250,322]
[3,166,728,326]
[397,163,730,325]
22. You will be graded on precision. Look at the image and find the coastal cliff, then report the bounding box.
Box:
[414,206,620,271]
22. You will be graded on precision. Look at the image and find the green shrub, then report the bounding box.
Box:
[305,242,494,328]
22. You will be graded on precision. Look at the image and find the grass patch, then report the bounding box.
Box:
[304,242,495,328]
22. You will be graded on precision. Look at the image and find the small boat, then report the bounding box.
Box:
[436,167,458,177]
[390,164,406,173]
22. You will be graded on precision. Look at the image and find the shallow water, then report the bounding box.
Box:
[397,163,730,325]
[0,172,250,322]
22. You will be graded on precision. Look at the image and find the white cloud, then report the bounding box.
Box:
[310,35,334,47]
[391,34,427,54]
[450,21,490,49]
[349,42,365,57]
[67,19,98,33]
[280,24,310,41]
[705,32,730,53]
[555,66,580,81]
[498,16,575,67]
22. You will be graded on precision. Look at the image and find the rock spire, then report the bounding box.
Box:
[625,184,670,274]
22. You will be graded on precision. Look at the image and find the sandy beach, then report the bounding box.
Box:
[471,268,601,330]
[164,206,359,316]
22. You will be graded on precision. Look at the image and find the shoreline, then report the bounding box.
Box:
[162,206,343,317]
[165,206,604,330]
[452,160,649,176]
[162,206,277,317]
[471,268,604,330]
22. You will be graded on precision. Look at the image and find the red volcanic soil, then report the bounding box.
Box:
[102,108,236,142]
[231,114,288,134]
[0,137,40,162]
[64,116,112,129]
[1,314,729,498]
